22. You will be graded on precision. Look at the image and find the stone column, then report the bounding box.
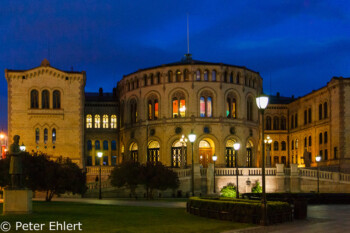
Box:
[193,163,202,195]
[289,164,300,192]
[206,163,214,194]
[275,163,285,192]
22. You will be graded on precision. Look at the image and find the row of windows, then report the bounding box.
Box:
[123,93,255,125]
[86,115,117,129]
[265,116,287,130]
[31,90,61,109]
[87,140,117,150]
[272,141,287,151]
[318,102,328,120]
[35,128,56,144]
[125,69,258,92]
[290,103,328,130]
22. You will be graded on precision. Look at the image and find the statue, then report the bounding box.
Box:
[9,135,23,189]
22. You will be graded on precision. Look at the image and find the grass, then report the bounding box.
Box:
[0,201,253,233]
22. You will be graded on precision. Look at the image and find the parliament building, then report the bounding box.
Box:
[5,57,350,183]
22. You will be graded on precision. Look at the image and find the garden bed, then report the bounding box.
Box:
[187,197,292,225]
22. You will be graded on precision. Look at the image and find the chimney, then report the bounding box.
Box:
[99,88,103,96]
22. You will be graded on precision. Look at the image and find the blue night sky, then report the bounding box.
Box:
[1,0,350,132]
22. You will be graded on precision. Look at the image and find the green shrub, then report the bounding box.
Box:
[220,183,236,198]
[252,181,262,193]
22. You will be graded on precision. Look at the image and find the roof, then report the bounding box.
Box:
[85,92,117,102]
[124,54,260,77]
[268,94,295,105]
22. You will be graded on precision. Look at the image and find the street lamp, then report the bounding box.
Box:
[212,154,217,193]
[188,130,196,196]
[256,94,269,226]
[316,155,321,193]
[233,142,240,198]
[20,143,26,152]
[97,151,103,200]
[264,135,272,167]
[180,135,188,169]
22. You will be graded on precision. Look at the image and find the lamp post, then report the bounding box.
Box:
[264,136,272,167]
[256,94,269,226]
[233,142,240,198]
[180,135,188,168]
[97,152,103,200]
[212,154,217,193]
[20,143,26,152]
[316,155,321,193]
[188,130,196,196]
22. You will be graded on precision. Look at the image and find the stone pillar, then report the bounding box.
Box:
[275,163,285,192]
[207,163,214,194]
[289,164,300,192]
[193,163,202,195]
[276,163,285,176]
[3,189,32,214]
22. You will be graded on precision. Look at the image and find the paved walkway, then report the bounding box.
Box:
[224,205,350,233]
[33,197,187,208]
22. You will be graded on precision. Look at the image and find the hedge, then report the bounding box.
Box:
[187,197,292,225]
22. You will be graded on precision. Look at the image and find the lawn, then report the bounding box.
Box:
[0,201,253,233]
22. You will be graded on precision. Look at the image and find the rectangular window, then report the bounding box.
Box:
[304,110,307,125]
[334,147,338,159]
[324,149,328,160]
[308,108,312,123]
[172,100,178,118]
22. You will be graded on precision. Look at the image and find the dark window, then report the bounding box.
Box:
[31,90,39,108]
[175,70,181,82]
[247,98,253,121]
[130,99,137,124]
[236,73,240,84]
[44,128,48,144]
[224,71,228,83]
[304,110,307,125]
[157,73,161,84]
[324,102,328,118]
[281,117,286,130]
[150,74,154,85]
[103,140,108,150]
[319,133,322,144]
[324,132,328,144]
[52,128,56,144]
[87,140,92,151]
[291,115,294,129]
[309,136,312,146]
[334,147,338,159]
[319,104,322,120]
[95,140,100,150]
[196,70,201,81]
[273,117,279,130]
[204,70,208,81]
[53,90,61,109]
[35,128,39,144]
[274,141,279,151]
[144,75,147,86]
[266,116,271,130]
[308,108,312,123]
[324,149,328,160]
[291,140,294,150]
[42,90,50,109]
[111,140,117,150]
[184,69,189,81]
[319,150,323,160]
[294,114,298,128]
[304,137,307,147]
[281,141,286,151]
[212,70,216,81]
[230,72,233,83]
[168,71,173,82]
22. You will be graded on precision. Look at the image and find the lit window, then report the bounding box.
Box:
[200,97,205,117]
[52,128,56,144]
[204,70,208,81]
[35,128,39,144]
[111,115,117,128]
[179,99,186,117]
[226,94,237,119]
[86,114,92,128]
[212,70,216,81]
[94,115,100,128]
[148,100,153,120]
[207,97,212,117]
[172,92,186,118]
[172,99,178,118]
[103,115,109,128]
[154,100,159,120]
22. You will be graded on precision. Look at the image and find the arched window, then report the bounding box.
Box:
[52,128,56,144]
[30,90,39,108]
[95,140,100,150]
[103,140,108,150]
[42,90,50,109]
[111,140,117,150]
[94,115,100,128]
[226,93,237,119]
[44,128,48,144]
[143,75,147,86]
[291,115,294,129]
[281,116,286,130]
[265,116,271,130]
[236,73,240,84]
[184,69,189,81]
[130,99,138,124]
[295,114,298,128]
[291,140,294,150]
[304,137,307,147]
[224,71,228,83]
[295,139,298,149]
[111,115,117,128]
[212,70,216,82]
[324,102,328,118]
[175,70,181,82]
[324,131,328,144]
[204,70,208,81]
[230,72,233,83]
[199,91,213,118]
[247,97,253,121]
[273,117,279,130]
[281,141,286,151]
[172,92,186,118]
[168,70,173,83]
[148,95,159,120]
[87,140,92,151]
[245,76,248,86]
[86,114,92,128]
[53,90,61,109]
[129,142,138,162]
[103,115,109,128]
[309,136,312,146]
[195,70,201,81]
[273,141,279,151]
[150,74,154,85]
[308,108,312,123]
[35,128,39,144]
[319,104,322,120]
[319,133,322,144]
[157,72,161,84]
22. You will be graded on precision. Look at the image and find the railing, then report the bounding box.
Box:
[299,168,333,181]
[340,173,350,182]
[86,166,114,175]
[247,168,276,176]
[215,168,241,176]
[86,180,112,190]
[172,168,191,178]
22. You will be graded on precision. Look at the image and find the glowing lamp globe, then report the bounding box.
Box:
[212,155,217,162]
[97,152,103,158]
[188,132,196,143]
[316,155,321,162]
[233,142,240,151]
[256,95,269,110]
[20,143,26,151]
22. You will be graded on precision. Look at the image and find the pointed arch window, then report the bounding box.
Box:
[281,116,286,130]
[35,128,40,144]
[103,115,109,128]
[199,91,213,118]
[224,71,228,83]
[230,72,233,83]
[319,133,323,145]
[148,95,159,120]
[130,99,138,124]
[44,128,48,144]
[168,71,173,83]
[236,73,240,84]
[195,70,201,81]
[111,115,117,128]
[172,92,186,118]
[150,74,154,85]
[175,70,181,82]
[157,72,161,84]
[143,75,148,86]
[94,115,100,128]
[309,136,312,146]
[31,90,39,108]
[265,116,271,130]
[212,70,216,82]
[324,102,328,118]
[42,90,50,109]
[52,128,56,144]
[204,70,208,81]
[86,114,92,128]
[226,93,237,119]
[53,90,61,109]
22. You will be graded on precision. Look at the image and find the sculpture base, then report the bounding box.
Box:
[3,189,32,214]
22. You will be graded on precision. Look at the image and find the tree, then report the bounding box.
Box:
[140,162,179,199]
[109,160,142,197]
[220,183,236,198]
